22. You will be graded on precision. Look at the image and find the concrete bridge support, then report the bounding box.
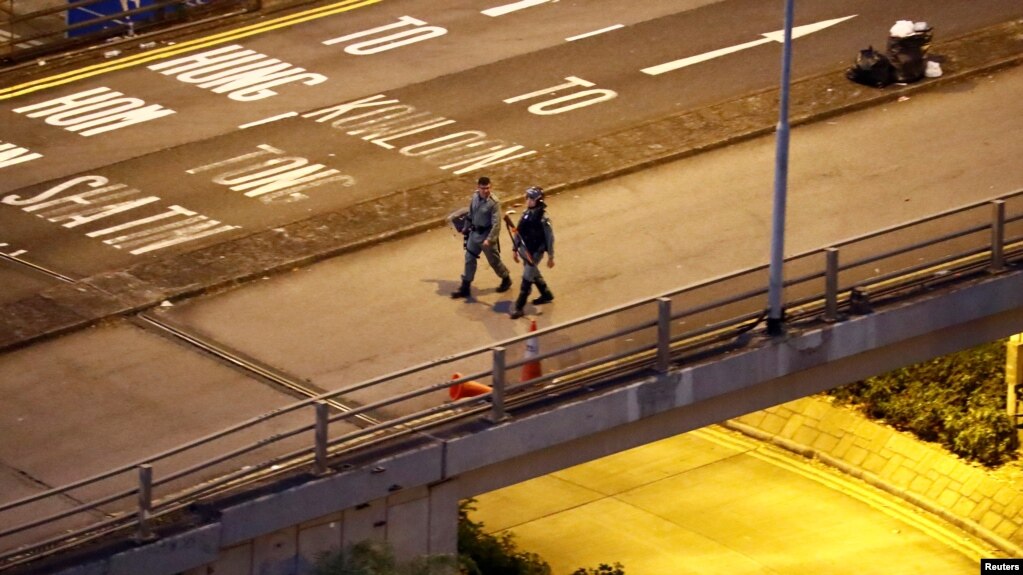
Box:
[128,481,462,575]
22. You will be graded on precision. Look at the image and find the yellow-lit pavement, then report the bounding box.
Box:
[471,426,987,574]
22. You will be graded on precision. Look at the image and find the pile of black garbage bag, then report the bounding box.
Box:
[847,20,935,88]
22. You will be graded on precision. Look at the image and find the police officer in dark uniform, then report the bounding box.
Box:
[510,186,555,319]
[451,176,513,299]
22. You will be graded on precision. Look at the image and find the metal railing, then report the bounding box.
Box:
[2,189,1023,569]
[0,0,257,63]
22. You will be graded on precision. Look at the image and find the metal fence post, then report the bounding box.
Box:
[824,248,839,322]
[991,200,1005,272]
[314,401,329,475]
[136,464,155,541]
[489,347,507,422]
[657,298,671,373]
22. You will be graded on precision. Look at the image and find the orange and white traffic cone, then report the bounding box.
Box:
[521,319,542,382]
[448,372,492,400]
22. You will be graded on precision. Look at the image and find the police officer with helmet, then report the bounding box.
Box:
[510,185,555,319]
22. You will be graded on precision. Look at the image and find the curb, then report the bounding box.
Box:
[722,419,1023,558]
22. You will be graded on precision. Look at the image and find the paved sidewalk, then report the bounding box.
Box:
[472,420,997,574]
[729,397,1023,557]
[0,19,1021,352]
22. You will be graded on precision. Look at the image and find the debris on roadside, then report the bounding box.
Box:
[846,46,893,88]
[846,20,936,88]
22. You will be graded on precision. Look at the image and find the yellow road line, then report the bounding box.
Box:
[0,0,382,100]
[694,426,993,560]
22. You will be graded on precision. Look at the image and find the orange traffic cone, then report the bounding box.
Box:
[521,319,542,382]
[449,372,492,400]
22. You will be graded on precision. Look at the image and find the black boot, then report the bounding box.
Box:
[531,279,554,305]
[496,275,512,293]
[510,281,532,319]
[450,280,471,299]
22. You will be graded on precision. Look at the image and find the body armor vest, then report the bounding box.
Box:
[519,206,547,253]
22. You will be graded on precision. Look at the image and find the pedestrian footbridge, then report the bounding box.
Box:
[4,190,1023,574]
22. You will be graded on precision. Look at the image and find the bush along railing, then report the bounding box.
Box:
[304,501,628,575]
[828,340,1020,467]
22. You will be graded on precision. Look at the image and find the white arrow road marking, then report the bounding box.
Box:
[642,14,857,76]
[239,112,298,129]
[482,0,556,17]
[566,24,624,42]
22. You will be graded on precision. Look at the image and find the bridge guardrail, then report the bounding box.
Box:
[1,188,1022,570]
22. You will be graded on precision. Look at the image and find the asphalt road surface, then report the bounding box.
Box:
[1,0,1020,282]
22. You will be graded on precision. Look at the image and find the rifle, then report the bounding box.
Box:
[503,210,535,266]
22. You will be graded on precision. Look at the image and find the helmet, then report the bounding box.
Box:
[525,186,544,201]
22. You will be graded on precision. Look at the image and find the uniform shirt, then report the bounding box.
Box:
[468,191,501,244]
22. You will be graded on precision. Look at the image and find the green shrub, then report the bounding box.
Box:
[570,564,626,575]
[828,340,1019,466]
[312,502,626,575]
[458,499,551,575]
[458,500,626,575]
[946,404,1020,466]
[311,540,457,575]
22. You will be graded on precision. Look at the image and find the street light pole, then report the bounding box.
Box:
[767,0,795,336]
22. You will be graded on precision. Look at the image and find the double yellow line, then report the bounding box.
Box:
[0,0,382,101]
